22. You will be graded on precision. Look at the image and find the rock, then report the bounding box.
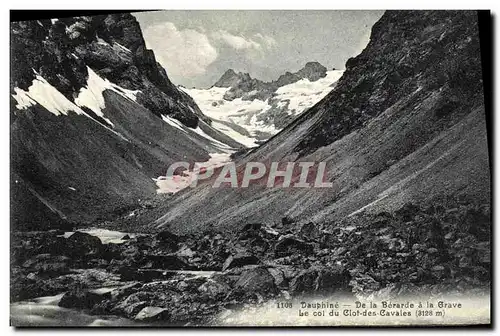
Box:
[59,288,109,309]
[134,307,170,322]
[319,232,338,247]
[412,243,426,251]
[238,224,267,241]
[281,216,295,226]
[123,302,148,318]
[65,231,103,258]
[154,230,179,252]
[290,266,351,295]
[156,230,179,243]
[289,269,317,294]
[15,232,69,258]
[109,282,143,301]
[232,267,279,298]
[267,267,288,288]
[299,222,321,241]
[432,265,445,271]
[333,247,348,256]
[274,235,314,257]
[109,291,151,317]
[197,279,232,300]
[177,247,195,258]
[118,267,173,282]
[222,254,260,271]
[143,254,192,270]
[21,254,71,275]
[314,266,351,294]
[240,223,262,232]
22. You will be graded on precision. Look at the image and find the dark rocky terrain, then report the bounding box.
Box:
[10,14,242,229]
[10,198,490,325]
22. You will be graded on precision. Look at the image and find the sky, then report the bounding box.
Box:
[133,10,384,88]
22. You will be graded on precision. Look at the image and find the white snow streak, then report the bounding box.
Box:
[75,67,139,127]
[11,71,129,141]
[162,115,188,133]
[12,75,86,117]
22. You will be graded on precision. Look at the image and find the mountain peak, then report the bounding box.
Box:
[213,69,250,88]
[295,61,327,81]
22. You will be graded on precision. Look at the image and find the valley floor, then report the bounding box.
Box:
[10,198,490,326]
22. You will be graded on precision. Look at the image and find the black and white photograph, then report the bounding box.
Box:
[8,9,492,327]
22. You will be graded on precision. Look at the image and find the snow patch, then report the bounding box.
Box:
[12,71,129,141]
[12,75,86,117]
[193,121,233,150]
[274,70,345,115]
[75,67,139,127]
[113,42,131,53]
[162,115,188,133]
[162,115,233,152]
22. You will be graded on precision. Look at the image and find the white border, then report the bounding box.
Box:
[1,2,498,336]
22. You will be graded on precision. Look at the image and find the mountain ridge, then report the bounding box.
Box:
[183,62,343,147]
[148,10,490,234]
[10,13,241,230]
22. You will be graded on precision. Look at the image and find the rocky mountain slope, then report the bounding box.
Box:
[10,14,242,230]
[182,63,344,146]
[150,10,490,235]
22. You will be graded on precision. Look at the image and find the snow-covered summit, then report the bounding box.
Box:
[182,67,344,147]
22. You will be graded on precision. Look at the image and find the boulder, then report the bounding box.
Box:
[274,235,314,257]
[110,291,156,317]
[21,254,71,275]
[65,231,103,257]
[289,269,317,294]
[290,266,351,295]
[222,254,260,271]
[238,223,264,240]
[267,267,288,288]
[197,279,232,300]
[154,230,179,252]
[314,266,351,294]
[299,222,321,241]
[281,216,295,226]
[143,254,192,270]
[134,306,170,322]
[232,267,279,298]
[59,288,109,309]
[241,223,263,232]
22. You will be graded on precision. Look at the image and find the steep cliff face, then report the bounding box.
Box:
[11,14,204,127]
[10,14,240,230]
[150,10,490,234]
[292,11,485,157]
